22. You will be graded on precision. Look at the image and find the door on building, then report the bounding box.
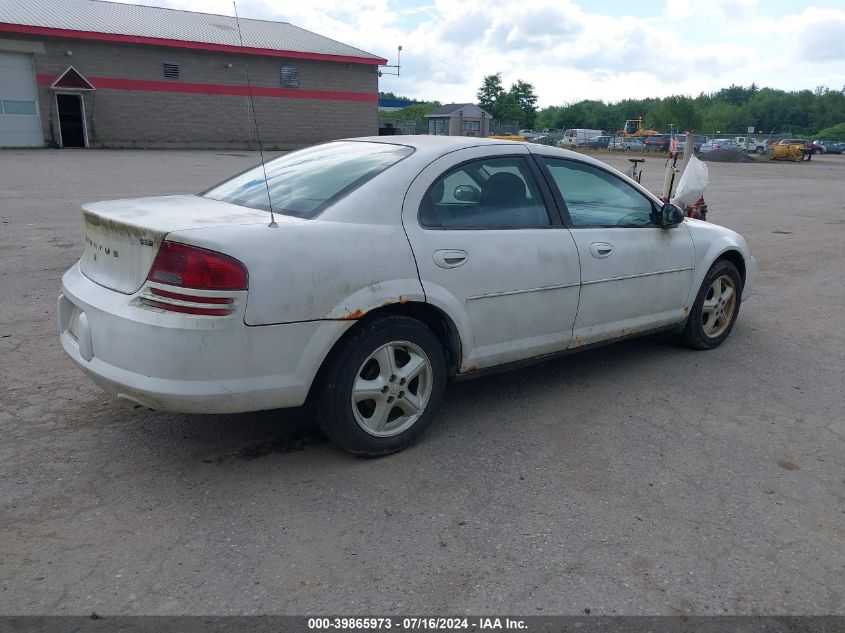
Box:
[0,51,43,147]
[56,93,87,147]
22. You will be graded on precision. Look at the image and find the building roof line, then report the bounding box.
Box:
[0,0,385,63]
[0,22,387,65]
[84,0,291,26]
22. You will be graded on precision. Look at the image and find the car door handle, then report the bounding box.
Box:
[433,249,468,268]
[589,242,613,258]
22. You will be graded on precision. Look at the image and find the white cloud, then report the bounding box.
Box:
[665,0,758,20]
[110,0,845,106]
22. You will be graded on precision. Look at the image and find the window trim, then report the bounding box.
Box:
[536,156,659,229]
[417,154,564,231]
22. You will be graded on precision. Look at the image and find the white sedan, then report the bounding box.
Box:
[58,136,756,455]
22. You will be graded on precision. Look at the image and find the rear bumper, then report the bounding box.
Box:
[58,264,351,413]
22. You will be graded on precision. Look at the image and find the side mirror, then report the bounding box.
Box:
[659,203,685,227]
[454,184,480,202]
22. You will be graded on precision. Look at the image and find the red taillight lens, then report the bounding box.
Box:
[147,241,248,290]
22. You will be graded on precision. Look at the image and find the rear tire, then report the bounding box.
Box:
[315,315,447,456]
[679,260,743,350]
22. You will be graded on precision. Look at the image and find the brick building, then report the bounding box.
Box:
[0,0,385,148]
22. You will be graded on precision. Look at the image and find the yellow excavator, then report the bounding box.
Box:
[619,116,659,137]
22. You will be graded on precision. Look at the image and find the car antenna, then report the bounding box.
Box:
[233,1,277,228]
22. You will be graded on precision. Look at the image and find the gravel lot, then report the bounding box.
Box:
[1,148,843,615]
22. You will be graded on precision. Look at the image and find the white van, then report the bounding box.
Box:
[558,128,604,147]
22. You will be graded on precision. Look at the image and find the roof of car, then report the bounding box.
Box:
[347,135,525,151]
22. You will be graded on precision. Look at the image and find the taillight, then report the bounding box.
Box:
[147,241,247,290]
[141,241,247,317]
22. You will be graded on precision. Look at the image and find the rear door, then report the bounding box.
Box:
[537,156,694,347]
[402,145,581,371]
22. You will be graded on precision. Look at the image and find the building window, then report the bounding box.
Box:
[280,66,300,88]
[163,63,180,79]
[462,120,480,137]
[429,119,447,136]
[1,100,37,115]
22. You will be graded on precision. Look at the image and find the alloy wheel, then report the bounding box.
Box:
[351,341,434,437]
[701,275,737,338]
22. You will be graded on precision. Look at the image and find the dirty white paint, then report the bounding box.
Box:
[59,136,756,414]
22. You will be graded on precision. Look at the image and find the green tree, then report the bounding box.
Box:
[510,80,538,129]
[378,91,415,101]
[477,73,505,115]
[813,122,845,140]
[493,92,524,124]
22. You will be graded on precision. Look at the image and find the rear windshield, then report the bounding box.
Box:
[203,141,414,219]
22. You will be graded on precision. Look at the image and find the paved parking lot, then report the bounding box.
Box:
[1,148,843,615]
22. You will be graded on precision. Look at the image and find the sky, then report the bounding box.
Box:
[115,0,845,107]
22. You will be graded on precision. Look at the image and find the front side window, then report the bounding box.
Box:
[542,158,655,228]
[203,141,413,218]
[419,156,551,229]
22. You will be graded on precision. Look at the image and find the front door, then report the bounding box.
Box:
[57,93,86,147]
[538,156,695,347]
[402,145,581,371]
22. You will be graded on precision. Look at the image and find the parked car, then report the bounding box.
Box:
[733,136,766,153]
[585,135,612,148]
[558,128,604,147]
[58,136,756,455]
[643,134,673,151]
[674,134,709,153]
[777,139,823,154]
[619,137,646,151]
[700,138,742,154]
[812,140,843,154]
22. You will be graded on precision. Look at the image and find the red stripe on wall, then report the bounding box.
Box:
[0,22,387,65]
[36,73,376,102]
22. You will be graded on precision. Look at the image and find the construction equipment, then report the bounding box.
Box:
[619,116,659,137]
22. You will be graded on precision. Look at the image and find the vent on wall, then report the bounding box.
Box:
[163,63,180,79]
[280,66,300,88]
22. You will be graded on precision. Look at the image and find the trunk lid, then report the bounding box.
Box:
[79,195,268,294]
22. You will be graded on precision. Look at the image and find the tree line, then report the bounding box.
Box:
[379,82,845,140]
[535,84,845,139]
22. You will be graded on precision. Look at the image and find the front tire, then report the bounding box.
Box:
[679,260,743,350]
[315,315,447,456]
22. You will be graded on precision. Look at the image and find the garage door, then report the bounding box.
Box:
[0,51,43,147]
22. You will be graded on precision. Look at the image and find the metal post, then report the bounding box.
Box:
[681,129,694,171]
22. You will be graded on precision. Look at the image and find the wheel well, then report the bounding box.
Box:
[717,250,746,286]
[308,302,463,404]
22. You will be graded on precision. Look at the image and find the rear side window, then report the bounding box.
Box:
[419,156,551,229]
[203,141,413,218]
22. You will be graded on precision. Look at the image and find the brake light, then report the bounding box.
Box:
[147,241,247,290]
